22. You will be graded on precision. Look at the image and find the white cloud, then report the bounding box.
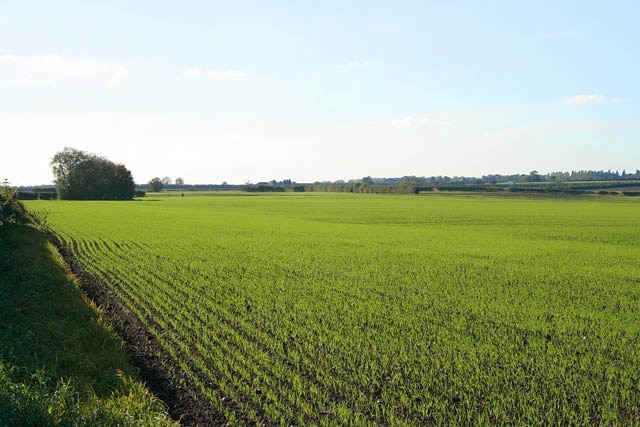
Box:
[369,114,452,128]
[609,97,631,104]
[1,53,129,86]
[337,60,383,69]
[480,121,624,141]
[182,67,202,77]
[109,65,128,86]
[563,93,630,105]
[113,65,128,79]
[564,93,605,105]
[4,79,54,85]
[207,69,246,79]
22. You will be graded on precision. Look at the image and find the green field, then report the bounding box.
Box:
[26,193,640,425]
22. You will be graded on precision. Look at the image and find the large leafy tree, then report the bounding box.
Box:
[147,177,164,192]
[50,147,135,200]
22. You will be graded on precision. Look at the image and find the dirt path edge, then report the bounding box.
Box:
[44,229,227,427]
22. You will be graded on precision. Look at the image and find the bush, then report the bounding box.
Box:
[16,191,38,200]
[15,192,58,200]
[38,192,56,200]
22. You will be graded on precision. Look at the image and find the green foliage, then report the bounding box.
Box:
[50,147,135,200]
[0,201,176,426]
[0,188,28,239]
[148,177,164,192]
[15,191,58,200]
[0,363,177,426]
[0,187,17,232]
[26,194,640,425]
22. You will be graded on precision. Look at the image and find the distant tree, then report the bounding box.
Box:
[161,176,172,185]
[148,177,164,192]
[51,147,135,200]
[525,170,543,182]
[175,177,185,186]
[361,176,374,185]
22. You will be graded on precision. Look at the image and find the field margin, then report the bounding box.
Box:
[38,217,227,426]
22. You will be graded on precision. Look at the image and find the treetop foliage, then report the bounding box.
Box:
[50,147,135,200]
[148,177,164,192]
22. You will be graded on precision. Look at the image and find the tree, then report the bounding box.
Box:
[361,176,374,185]
[175,177,185,186]
[50,147,91,199]
[51,148,135,200]
[161,176,172,185]
[148,177,164,192]
[113,164,136,199]
[525,170,543,182]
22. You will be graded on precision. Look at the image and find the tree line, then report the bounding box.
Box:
[9,149,640,199]
[314,169,640,187]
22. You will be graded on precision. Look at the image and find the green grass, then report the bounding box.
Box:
[26,193,640,425]
[0,191,177,426]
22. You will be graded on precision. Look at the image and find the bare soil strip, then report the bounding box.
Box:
[47,231,227,427]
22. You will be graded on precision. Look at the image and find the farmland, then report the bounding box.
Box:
[25,193,640,425]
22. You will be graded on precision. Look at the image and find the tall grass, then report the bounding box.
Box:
[0,189,177,426]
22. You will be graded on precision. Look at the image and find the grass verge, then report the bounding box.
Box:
[0,189,178,426]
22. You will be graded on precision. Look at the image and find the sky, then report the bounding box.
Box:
[1,0,638,186]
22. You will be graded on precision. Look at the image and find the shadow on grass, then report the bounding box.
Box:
[0,213,176,425]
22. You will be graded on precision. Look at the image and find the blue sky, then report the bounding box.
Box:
[1,0,638,185]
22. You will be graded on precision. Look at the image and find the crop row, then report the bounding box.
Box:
[27,194,640,425]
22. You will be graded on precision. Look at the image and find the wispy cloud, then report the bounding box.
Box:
[1,53,129,86]
[182,67,202,77]
[336,60,383,69]
[527,29,584,41]
[369,114,452,128]
[113,65,128,79]
[480,121,624,141]
[4,79,54,85]
[609,97,631,104]
[207,69,246,79]
[110,65,129,86]
[563,93,629,105]
[181,67,246,79]
[564,93,605,105]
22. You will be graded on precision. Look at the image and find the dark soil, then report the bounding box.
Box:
[47,231,227,427]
